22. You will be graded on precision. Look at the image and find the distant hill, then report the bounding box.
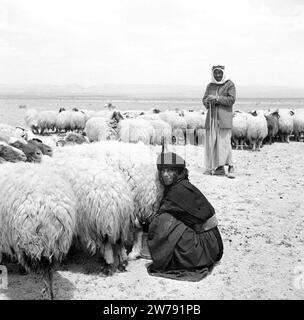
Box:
[0,84,303,99]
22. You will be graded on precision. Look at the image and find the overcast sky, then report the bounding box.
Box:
[0,0,304,87]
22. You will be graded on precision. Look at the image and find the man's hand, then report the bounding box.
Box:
[206,95,218,102]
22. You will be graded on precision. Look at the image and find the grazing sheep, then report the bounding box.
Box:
[118,118,156,145]
[56,109,74,133]
[9,140,43,163]
[70,109,87,132]
[148,119,172,146]
[278,109,295,142]
[264,110,280,144]
[0,163,77,299]
[182,111,206,145]
[84,117,117,142]
[232,111,249,150]
[158,112,187,145]
[37,111,58,134]
[28,139,53,157]
[246,111,268,151]
[293,109,304,141]
[0,142,27,163]
[25,108,39,134]
[43,156,135,274]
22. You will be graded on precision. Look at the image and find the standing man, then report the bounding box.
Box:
[202,65,236,178]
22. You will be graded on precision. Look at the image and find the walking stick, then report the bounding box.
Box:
[208,100,216,173]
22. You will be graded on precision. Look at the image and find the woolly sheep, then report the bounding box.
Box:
[118,118,156,145]
[28,139,53,157]
[70,110,87,132]
[246,111,268,151]
[232,111,248,150]
[9,140,43,163]
[43,156,135,274]
[278,109,295,142]
[0,163,77,299]
[182,111,206,145]
[25,108,39,134]
[56,132,89,146]
[53,141,164,259]
[56,110,74,133]
[0,142,27,163]
[293,109,304,141]
[84,117,117,142]
[0,123,28,144]
[37,110,57,134]
[264,111,280,144]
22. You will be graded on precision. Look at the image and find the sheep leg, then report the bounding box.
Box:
[113,243,128,272]
[42,267,54,300]
[128,228,143,260]
[101,241,115,276]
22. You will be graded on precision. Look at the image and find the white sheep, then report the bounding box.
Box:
[25,108,39,134]
[54,141,164,260]
[232,111,249,150]
[0,163,77,299]
[0,123,28,144]
[37,110,58,134]
[158,111,187,145]
[70,110,87,132]
[292,109,304,141]
[42,156,135,274]
[278,109,295,142]
[118,118,156,145]
[182,111,206,145]
[0,141,27,163]
[56,110,74,132]
[84,117,117,142]
[246,112,268,151]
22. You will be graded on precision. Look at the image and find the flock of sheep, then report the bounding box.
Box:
[0,104,304,300]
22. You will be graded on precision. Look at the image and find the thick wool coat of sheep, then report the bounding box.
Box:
[0,142,27,163]
[0,163,77,299]
[147,119,172,145]
[182,111,206,145]
[43,156,135,273]
[278,109,295,142]
[158,112,187,145]
[54,141,164,259]
[25,108,39,134]
[292,109,304,141]
[118,119,156,145]
[84,117,117,142]
[37,111,57,134]
[56,110,74,132]
[232,111,249,150]
[246,112,268,151]
[70,110,87,132]
[0,123,28,144]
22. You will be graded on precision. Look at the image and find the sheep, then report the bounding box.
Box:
[264,110,280,144]
[0,123,28,144]
[84,117,117,142]
[232,111,249,150]
[148,119,172,146]
[42,156,135,274]
[246,111,268,151]
[0,142,27,163]
[0,163,77,299]
[37,110,58,134]
[70,109,87,132]
[56,109,74,133]
[278,109,295,142]
[118,118,156,145]
[158,111,187,145]
[54,141,164,260]
[9,140,43,163]
[25,108,39,134]
[292,109,304,141]
[182,111,206,145]
[28,138,53,157]
[56,132,89,146]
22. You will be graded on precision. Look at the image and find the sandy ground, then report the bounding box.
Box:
[1,141,304,300]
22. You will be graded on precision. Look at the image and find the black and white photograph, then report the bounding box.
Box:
[0,0,304,303]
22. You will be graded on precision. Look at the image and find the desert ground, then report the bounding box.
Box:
[1,141,304,300]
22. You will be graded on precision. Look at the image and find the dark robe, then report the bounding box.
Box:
[147,177,223,281]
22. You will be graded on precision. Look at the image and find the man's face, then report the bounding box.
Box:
[160,168,179,186]
[213,69,223,82]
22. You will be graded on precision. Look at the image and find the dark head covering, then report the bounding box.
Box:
[156,152,186,171]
